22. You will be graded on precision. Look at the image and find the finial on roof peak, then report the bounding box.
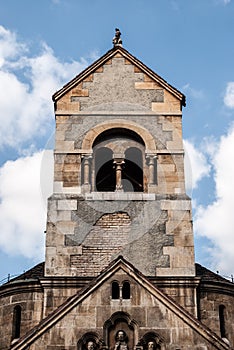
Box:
[113,28,122,47]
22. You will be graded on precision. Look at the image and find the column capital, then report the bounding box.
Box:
[82,153,92,159]
[146,153,157,159]
[113,158,125,165]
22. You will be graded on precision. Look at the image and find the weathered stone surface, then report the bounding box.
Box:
[43,48,195,280]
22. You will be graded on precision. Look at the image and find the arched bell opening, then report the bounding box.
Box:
[92,128,145,193]
[95,147,115,192]
[123,148,143,192]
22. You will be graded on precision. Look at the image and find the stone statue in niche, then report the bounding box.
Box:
[113,28,122,46]
[136,337,160,350]
[147,341,156,350]
[86,341,96,350]
[113,330,129,350]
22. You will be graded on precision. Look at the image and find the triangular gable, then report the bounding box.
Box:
[11,256,229,350]
[52,46,185,106]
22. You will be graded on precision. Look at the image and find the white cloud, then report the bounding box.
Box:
[194,125,234,275]
[0,25,90,149]
[182,83,204,100]
[224,82,234,108]
[184,139,210,192]
[0,25,26,67]
[0,150,53,260]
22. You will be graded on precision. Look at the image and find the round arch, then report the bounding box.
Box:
[81,120,156,153]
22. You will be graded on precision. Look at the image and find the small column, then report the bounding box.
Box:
[147,155,157,185]
[113,158,125,192]
[82,154,92,192]
[84,157,90,185]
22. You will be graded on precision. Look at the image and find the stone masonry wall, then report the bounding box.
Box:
[0,286,43,350]
[45,195,195,277]
[198,287,234,348]
[26,270,228,350]
[56,54,181,114]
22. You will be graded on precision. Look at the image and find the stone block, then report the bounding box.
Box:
[57,210,71,221]
[55,140,75,152]
[94,66,103,73]
[83,74,93,82]
[135,82,160,89]
[57,199,77,210]
[55,130,65,141]
[166,140,183,150]
[160,200,191,211]
[160,164,176,172]
[71,88,89,97]
[56,221,76,234]
[56,115,70,123]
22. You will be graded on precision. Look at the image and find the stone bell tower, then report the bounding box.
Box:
[3,32,233,350]
[45,30,195,279]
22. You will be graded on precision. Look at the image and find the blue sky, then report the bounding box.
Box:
[0,0,234,282]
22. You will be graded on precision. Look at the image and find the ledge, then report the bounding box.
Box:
[85,192,156,200]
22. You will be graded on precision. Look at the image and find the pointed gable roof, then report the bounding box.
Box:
[11,256,229,350]
[52,46,186,106]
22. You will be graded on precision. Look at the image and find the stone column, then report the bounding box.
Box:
[147,155,157,185]
[113,158,125,192]
[82,154,92,192]
[84,156,90,185]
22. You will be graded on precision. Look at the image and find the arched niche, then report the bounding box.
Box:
[137,331,165,350]
[103,311,138,350]
[77,332,104,350]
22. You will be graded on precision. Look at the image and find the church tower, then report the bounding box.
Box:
[4,31,233,350]
[45,31,195,281]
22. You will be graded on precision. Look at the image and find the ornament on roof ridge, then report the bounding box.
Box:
[113,28,122,47]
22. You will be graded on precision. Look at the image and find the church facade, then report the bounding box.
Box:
[0,32,234,350]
